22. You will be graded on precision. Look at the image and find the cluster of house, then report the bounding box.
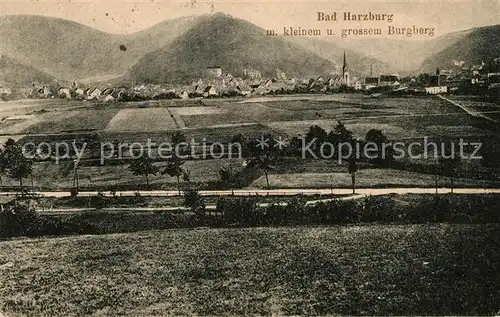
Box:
[359,58,500,95]
[2,55,499,102]
[177,71,361,98]
[22,55,359,101]
[30,84,122,102]
[23,65,360,102]
[421,58,500,95]
[26,77,353,102]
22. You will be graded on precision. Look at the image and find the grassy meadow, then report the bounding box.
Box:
[249,168,491,189]
[0,225,499,316]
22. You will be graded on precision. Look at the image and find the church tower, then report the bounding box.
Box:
[342,51,350,86]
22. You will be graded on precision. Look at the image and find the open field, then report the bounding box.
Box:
[100,123,278,144]
[1,95,496,142]
[1,225,499,316]
[105,108,179,132]
[0,114,42,135]
[448,99,500,122]
[168,106,223,116]
[267,120,414,139]
[23,109,121,134]
[249,169,491,189]
[0,99,80,116]
[266,116,492,140]
[180,96,495,139]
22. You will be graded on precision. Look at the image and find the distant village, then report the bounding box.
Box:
[1,53,499,102]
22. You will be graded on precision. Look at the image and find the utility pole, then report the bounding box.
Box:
[465,158,468,182]
[73,159,79,190]
[229,159,234,196]
[434,158,438,195]
[330,174,333,195]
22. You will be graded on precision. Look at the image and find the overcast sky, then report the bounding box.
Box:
[1,0,498,38]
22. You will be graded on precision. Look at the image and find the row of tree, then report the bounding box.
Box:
[128,122,487,194]
[2,121,498,194]
[126,122,415,194]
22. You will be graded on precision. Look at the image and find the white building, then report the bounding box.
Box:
[206,67,223,77]
[425,86,448,94]
[58,87,71,99]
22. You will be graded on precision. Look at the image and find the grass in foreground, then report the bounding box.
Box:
[1,225,499,316]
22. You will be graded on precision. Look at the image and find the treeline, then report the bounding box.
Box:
[2,194,499,238]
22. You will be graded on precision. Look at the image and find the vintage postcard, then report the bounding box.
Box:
[0,0,499,315]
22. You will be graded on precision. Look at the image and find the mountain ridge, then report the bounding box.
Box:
[0,54,54,87]
[0,14,498,85]
[129,13,339,83]
[0,14,204,81]
[419,25,500,72]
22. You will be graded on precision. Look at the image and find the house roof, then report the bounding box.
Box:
[195,84,207,92]
[102,88,114,95]
[328,76,343,81]
[255,84,269,90]
[237,83,251,91]
[248,80,262,87]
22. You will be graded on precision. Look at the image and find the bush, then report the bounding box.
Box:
[265,197,307,226]
[310,200,361,224]
[4,194,498,238]
[0,203,39,237]
[184,189,206,224]
[361,196,398,223]
[90,192,107,209]
[217,197,262,227]
[409,196,451,223]
[128,194,146,206]
[36,216,95,236]
[184,189,202,209]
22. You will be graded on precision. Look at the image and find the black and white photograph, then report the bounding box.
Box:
[0,0,499,315]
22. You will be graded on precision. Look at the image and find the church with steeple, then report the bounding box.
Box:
[342,51,350,87]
